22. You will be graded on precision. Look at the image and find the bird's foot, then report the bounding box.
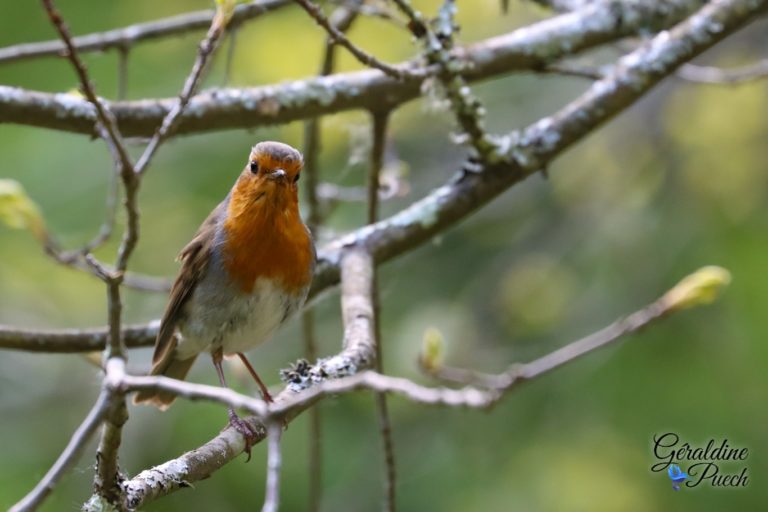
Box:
[227,408,259,462]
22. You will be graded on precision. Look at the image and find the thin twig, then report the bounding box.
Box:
[117,46,129,100]
[292,0,418,80]
[222,24,239,87]
[9,390,111,512]
[261,423,284,512]
[0,0,290,64]
[420,360,503,389]
[678,60,768,84]
[38,38,133,510]
[114,272,694,417]
[273,294,676,415]
[40,1,140,338]
[86,154,120,252]
[301,310,323,511]
[393,0,495,160]
[40,1,132,171]
[134,9,230,175]
[300,6,361,507]
[368,109,396,512]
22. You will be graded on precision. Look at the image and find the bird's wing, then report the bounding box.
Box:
[152,200,226,365]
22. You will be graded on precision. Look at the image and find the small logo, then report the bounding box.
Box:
[651,432,749,490]
[667,464,688,491]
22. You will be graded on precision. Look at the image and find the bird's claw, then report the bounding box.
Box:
[227,409,259,462]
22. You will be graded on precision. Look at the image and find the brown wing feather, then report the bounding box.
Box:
[151,201,226,366]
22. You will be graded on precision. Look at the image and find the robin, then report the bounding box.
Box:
[134,141,315,450]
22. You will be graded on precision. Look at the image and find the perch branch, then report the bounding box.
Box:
[109,246,377,509]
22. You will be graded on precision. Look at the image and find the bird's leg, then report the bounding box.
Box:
[237,352,274,403]
[212,348,258,461]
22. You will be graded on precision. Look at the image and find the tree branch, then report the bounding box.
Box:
[292,0,414,79]
[102,262,728,508]
[678,59,768,84]
[133,5,231,176]
[367,110,397,511]
[261,423,284,512]
[9,390,110,512]
[0,0,708,137]
[0,0,289,64]
[1,0,763,356]
[0,322,159,353]
[112,247,377,509]
[299,4,361,508]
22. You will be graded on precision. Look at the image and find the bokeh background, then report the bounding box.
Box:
[1,1,766,510]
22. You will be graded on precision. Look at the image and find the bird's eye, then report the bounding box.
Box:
[293,173,300,183]
[249,161,259,174]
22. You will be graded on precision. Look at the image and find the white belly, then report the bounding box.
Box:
[174,275,306,359]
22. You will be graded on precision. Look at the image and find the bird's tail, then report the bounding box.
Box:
[133,353,197,410]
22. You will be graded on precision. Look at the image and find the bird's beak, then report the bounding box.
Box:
[268,169,287,182]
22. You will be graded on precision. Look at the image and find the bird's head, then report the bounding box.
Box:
[232,141,303,209]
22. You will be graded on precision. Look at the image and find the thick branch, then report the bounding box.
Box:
[0,0,707,137]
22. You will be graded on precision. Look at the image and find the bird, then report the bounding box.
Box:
[134,141,315,450]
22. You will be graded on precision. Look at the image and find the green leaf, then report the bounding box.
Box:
[213,0,237,30]
[662,266,732,312]
[0,179,47,241]
[420,327,445,372]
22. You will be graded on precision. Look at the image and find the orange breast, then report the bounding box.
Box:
[221,187,313,294]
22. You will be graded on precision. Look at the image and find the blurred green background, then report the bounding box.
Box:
[1,1,767,510]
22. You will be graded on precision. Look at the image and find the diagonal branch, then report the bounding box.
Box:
[9,390,111,512]
[133,6,231,176]
[292,0,416,80]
